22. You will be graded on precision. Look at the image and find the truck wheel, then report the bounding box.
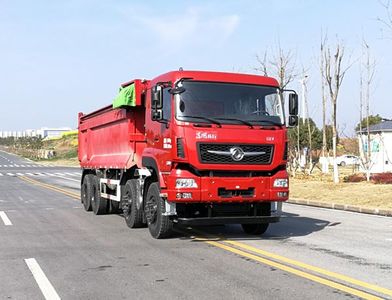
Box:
[81,175,92,211]
[145,183,173,239]
[109,200,121,214]
[122,179,144,228]
[91,176,107,215]
[241,223,269,235]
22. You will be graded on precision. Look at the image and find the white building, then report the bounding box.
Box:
[0,127,72,139]
[39,127,72,139]
[358,120,392,173]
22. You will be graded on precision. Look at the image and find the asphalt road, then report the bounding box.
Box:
[0,150,391,300]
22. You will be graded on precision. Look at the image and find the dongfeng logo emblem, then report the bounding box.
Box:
[230,147,245,161]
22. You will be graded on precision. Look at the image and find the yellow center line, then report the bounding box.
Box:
[200,239,382,300]
[17,176,390,299]
[223,239,392,297]
[18,176,79,200]
[183,227,391,299]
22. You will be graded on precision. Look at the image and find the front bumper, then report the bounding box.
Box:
[165,169,289,203]
[176,215,280,226]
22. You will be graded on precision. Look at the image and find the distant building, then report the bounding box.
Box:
[39,127,72,139]
[358,120,392,173]
[0,127,72,139]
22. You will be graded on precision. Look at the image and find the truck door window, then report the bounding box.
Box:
[162,88,172,121]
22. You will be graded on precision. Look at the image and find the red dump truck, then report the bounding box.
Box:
[78,70,298,238]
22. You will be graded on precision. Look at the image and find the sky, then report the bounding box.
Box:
[1,0,391,136]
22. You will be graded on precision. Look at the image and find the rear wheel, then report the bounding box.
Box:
[241,223,269,235]
[81,175,92,211]
[109,200,121,214]
[122,179,144,228]
[145,183,173,239]
[340,161,346,167]
[91,176,107,215]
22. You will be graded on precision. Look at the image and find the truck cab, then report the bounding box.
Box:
[142,71,298,236]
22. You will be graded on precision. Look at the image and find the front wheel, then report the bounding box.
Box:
[145,183,173,239]
[241,223,269,235]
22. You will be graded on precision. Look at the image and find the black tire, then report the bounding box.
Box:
[241,223,269,235]
[340,161,346,167]
[109,200,121,214]
[81,175,92,211]
[91,176,107,215]
[145,183,173,239]
[122,179,144,228]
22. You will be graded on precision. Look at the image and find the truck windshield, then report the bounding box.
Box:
[175,81,284,126]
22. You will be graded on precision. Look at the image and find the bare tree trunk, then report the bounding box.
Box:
[332,102,339,183]
[323,42,351,184]
[363,40,375,181]
[320,34,329,173]
[303,75,312,173]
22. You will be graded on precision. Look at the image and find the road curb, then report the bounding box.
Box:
[287,199,392,217]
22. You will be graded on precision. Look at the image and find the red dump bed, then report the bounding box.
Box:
[78,105,146,169]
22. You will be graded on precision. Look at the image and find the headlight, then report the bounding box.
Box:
[176,178,198,188]
[273,178,288,188]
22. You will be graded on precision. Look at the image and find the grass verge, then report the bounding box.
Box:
[290,178,392,210]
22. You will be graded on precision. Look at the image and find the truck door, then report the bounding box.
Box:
[159,87,173,172]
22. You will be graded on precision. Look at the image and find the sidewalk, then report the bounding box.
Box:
[288,198,392,217]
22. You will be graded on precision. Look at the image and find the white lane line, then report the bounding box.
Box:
[52,174,79,182]
[20,164,25,167]
[0,211,12,225]
[26,173,34,176]
[19,196,24,201]
[24,258,61,300]
[66,172,82,177]
[0,173,3,176]
[14,164,19,167]
[16,173,24,176]
[6,173,15,176]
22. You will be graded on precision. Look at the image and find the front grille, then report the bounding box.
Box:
[198,143,274,165]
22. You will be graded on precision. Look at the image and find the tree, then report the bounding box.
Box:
[323,40,352,183]
[255,44,296,96]
[320,33,329,173]
[355,114,382,132]
[321,125,336,151]
[378,0,392,38]
[288,118,322,151]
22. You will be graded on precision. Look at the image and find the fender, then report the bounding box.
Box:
[142,156,166,188]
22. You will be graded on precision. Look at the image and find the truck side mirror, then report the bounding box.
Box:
[152,86,163,109]
[288,93,298,115]
[288,115,298,127]
[151,109,163,121]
